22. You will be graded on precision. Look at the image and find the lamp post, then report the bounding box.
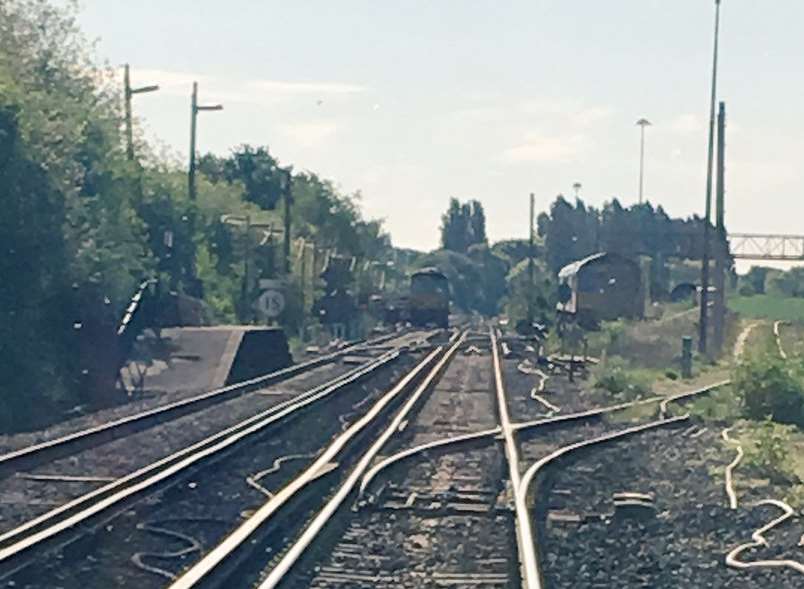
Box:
[188,82,222,201]
[699,0,723,355]
[527,192,535,327]
[123,64,159,160]
[635,118,651,204]
[280,168,293,274]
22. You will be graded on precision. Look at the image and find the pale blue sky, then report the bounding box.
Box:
[76,1,804,253]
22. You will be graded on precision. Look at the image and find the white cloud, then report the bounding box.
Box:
[122,67,366,103]
[281,122,339,148]
[670,113,703,135]
[518,100,614,128]
[248,80,366,95]
[571,106,614,127]
[499,134,587,164]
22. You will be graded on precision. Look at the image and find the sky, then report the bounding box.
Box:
[73,0,804,258]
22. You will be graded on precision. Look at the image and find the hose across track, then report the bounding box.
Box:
[169,332,466,589]
[0,330,411,477]
[0,341,415,578]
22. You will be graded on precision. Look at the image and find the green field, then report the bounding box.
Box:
[729,295,804,322]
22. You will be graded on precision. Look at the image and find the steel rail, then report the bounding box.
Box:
[170,333,465,589]
[658,379,731,417]
[0,345,408,572]
[520,414,690,500]
[0,330,415,476]
[358,426,502,496]
[490,328,542,589]
[357,392,699,497]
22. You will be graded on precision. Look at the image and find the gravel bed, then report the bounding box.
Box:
[501,356,614,424]
[0,350,348,456]
[6,355,420,589]
[0,358,383,535]
[536,424,804,589]
[285,346,519,588]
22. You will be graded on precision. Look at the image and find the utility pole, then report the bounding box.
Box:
[281,168,293,274]
[188,82,223,200]
[123,64,159,161]
[713,101,727,354]
[699,0,722,356]
[636,118,651,204]
[527,192,535,326]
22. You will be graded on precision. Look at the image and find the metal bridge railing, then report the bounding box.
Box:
[728,233,804,261]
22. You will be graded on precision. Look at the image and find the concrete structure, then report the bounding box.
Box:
[120,326,291,395]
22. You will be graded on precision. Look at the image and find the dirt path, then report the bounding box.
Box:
[733,320,762,360]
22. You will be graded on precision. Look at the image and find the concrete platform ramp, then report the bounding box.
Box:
[121,326,291,395]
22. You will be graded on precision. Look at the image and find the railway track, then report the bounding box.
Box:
[0,330,410,477]
[163,331,467,588]
[0,322,746,588]
[0,330,439,586]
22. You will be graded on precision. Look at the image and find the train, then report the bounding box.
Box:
[556,252,643,328]
[408,267,450,328]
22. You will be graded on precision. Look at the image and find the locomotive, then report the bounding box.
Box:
[408,268,450,328]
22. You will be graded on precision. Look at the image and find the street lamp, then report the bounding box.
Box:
[280,168,293,274]
[188,81,223,201]
[572,182,582,199]
[699,0,723,355]
[123,64,159,160]
[635,118,651,204]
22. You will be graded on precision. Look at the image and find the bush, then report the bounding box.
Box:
[744,419,799,485]
[592,356,652,401]
[734,353,804,427]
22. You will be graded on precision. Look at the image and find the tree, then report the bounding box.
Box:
[199,145,285,210]
[440,198,487,253]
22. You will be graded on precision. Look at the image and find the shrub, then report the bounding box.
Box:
[744,419,799,485]
[592,356,652,401]
[734,353,804,427]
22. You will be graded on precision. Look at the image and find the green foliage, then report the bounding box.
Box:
[414,247,505,315]
[734,352,804,427]
[503,258,555,326]
[689,386,741,421]
[768,267,804,299]
[440,198,487,253]
[0,1,396,430]
[198,145,285,210]
[537,196,728,301]
[785,485,804,509]
[591,356,652,401]
[728,295,804,322]
[744,419,798,485]
[740,266,773,296]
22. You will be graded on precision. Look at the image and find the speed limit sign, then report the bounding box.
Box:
[255,289,285,318]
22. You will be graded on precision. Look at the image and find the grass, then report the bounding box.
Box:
[729,295,804,322]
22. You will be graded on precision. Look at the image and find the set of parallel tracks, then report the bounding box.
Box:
[0,331,406,477]
[0,329,437,584]
[0,324,735,588]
